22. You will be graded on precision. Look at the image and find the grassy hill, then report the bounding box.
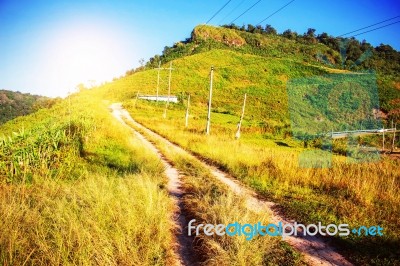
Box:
[114,25,400,127]
[0,90,179,265]
[0,24,399,265]
[107,49,326,129]
[98,25,400,264]
[0,89,57,125]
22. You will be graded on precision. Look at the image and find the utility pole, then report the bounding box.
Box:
[382,125,385,151]
[163,62,173,118]
[235,93,247,139]
[156,61,161,103]
[392,120,396,152]
[68,88,71,137]
[206,66,214,135]
[133,91,139,108]
[185,94,190,128]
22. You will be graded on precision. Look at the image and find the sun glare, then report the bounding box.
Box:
[42,21,129,96]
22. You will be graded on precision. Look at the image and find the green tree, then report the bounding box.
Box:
[303,28,316,43]
[264,24,277,35]
[247,24,255,33]
[253,25,262,34]
[282,29,297,40]
[388,98,400,124]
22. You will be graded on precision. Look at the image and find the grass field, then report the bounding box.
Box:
[93,32,399,263]
[124,99,400,265]
[1,24,399,265]
[125,117,305,265]
[0,90,177,265]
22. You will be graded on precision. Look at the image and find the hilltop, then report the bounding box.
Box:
[106,25,400,133]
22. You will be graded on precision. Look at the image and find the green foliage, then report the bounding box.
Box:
[0,122,85,183]
[0,90,55,124]
[141,24,400,123]
[1,23,399,265]
[0,89,175,265]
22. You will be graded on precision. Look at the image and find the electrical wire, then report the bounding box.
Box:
[338,15,400,37]
[257,0,296,25]
[206,0,233,24]
[231,0,263,24]
[218,0,246,25]
[352,20,400,37]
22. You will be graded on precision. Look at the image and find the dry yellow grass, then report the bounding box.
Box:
[0,91,176,265]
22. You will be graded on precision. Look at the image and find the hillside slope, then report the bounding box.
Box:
[102,50,344,134]
[0,24,399,265]
[0,89,55,124]
[102,25,400,264]
[110,25,400,132]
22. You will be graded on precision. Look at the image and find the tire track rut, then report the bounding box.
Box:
[111,103,353,266]
[111,103,195,266]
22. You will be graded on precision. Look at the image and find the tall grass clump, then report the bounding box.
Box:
[125,102,400,264]
[128,119,305,265]
[0,90,176,265]
[0,121,87,183]
[0,173,174,265]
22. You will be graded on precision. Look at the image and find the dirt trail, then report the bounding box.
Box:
[111,103,195,266]
[111,103,353,266]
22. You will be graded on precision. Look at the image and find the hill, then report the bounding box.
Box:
[0,24,399,265]
[98,25,400,264]
[105,25,400,135]
[0,89,57,124]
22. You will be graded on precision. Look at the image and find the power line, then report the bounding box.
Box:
[257,0,295,25]
[338,15,400,37]
[218,0,246,25]
[231,0,263,24]
[206,0,233,24]
[352,20,400,37]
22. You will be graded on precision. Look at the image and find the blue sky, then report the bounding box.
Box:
[0,0,399,97]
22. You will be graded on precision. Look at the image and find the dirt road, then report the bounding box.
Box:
[110,103,353,266]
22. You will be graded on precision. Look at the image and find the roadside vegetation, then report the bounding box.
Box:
[0,90,176,265]
[124,100,400,265]
[126,118,305,265]
[97,24,399,265]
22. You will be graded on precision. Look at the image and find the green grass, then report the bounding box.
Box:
[0,90,176,265]
[99,48,329,128]
[124,100,400,265]
[126,118,305,265]
[92,28,399,263]
[1,24,399,265]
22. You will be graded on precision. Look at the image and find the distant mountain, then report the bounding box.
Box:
[0,90,57,124]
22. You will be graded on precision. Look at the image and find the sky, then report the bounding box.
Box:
[0,0,399,97]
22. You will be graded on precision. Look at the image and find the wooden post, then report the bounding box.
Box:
[68,89,71,137]
[185,94,190,128]
[156,61,161,103]
[235,93,247,139]
[382,125,385,151]
[168,62,172,104]
[134,91,139,108]
[392,121,396,152]
[163,62,173,118]
[206,66,214,135]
